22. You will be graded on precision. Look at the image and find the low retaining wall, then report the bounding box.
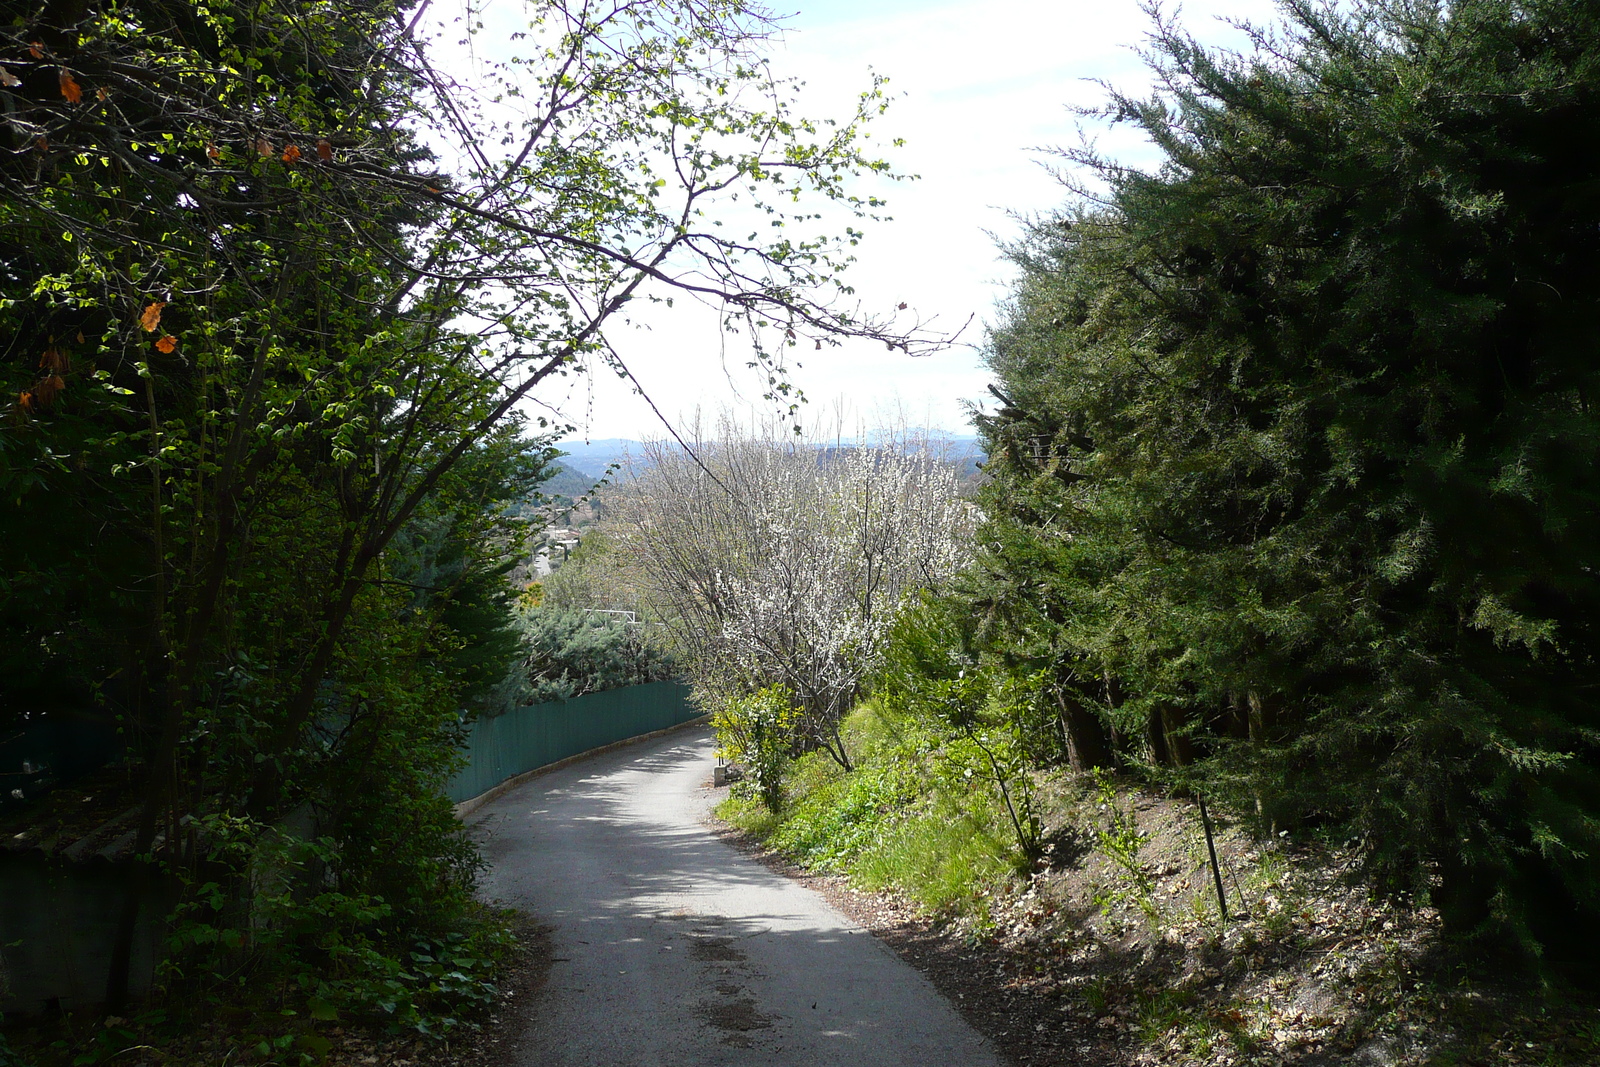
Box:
[0,682,701,1013]
[446,681,699,803]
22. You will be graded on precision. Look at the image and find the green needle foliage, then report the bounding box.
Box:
[515,607,676,704]
[961,0,1600,969]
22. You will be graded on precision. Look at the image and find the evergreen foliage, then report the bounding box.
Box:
[515,607,676,704]
[963,0,1600,965]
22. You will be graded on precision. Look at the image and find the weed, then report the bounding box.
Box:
[1262,903,1295,940]
[718,704,1015,916]
[1089,770,1161,924]
[1082,977,1110,1016]
[717,791,782,837]
[853,801,1013,914]
[1135,987,1197,1043]
[1185,894,1216,928]
[770,757,912,870]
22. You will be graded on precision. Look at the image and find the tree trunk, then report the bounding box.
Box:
[1247,688,1276,743]
[1148,704,1195,769]
[1052,686,1110,772]
[1247,688,1276,832]
[1159,704,1195,768]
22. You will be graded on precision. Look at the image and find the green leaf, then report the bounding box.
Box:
[307,997,340,1022]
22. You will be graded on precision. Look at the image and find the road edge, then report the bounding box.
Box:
[453,714,711,818]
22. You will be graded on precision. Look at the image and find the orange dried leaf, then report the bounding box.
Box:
[28,42,43,60]
[255,137,273,157]
[76,331,85,343]
[206,143,220,161]
[316,139,333,161]
[59,70,82,104]
[138,301,165,333]
[35,136,47,153]
[96,86,107,102]
[18,391,33,412]
[281,143,301,164]
[39,347,68,373]
[0,66,20,88]
[155,335,177,354]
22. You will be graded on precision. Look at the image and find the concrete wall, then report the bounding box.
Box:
[0,853,169,1014]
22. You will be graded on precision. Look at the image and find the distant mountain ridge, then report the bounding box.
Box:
[554,438,643,480]
[554,433,981,481]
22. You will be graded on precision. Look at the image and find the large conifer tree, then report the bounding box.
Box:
[976,0,1600,963]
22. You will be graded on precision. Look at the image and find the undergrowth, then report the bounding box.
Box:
[719,702,1017,915]
[718,702,1600,1067]
[0,901,519,1067]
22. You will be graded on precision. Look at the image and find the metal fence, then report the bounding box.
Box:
[446,680,699,802]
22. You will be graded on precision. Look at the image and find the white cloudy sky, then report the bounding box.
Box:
[436,0,1283,442]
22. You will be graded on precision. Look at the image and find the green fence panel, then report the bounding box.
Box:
[447,681,698,803]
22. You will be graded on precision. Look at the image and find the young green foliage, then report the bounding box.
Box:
[0,0,927,1015]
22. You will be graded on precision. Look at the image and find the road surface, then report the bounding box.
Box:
[470,725,1004,1066]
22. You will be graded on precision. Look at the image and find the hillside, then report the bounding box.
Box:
[716,706,1600,1067]
[535,461,599,501]
[552,439,643,480]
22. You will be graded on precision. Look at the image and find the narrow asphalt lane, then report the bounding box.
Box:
[469,725,1004,1066]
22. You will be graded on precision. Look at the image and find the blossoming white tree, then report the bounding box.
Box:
[618,418,972,767]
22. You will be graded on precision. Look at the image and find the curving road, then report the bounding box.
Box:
[469,725,1003,1066]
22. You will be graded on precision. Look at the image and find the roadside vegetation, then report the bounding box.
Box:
[0,0,918,1059]
[703,1,1600,1063]
[9,0,1600,1062]
[719,703,1600,1066]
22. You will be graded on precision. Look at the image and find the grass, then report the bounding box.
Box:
[717,703,1020,916]
[718,705,1600,1067]
[853,802,1014,913]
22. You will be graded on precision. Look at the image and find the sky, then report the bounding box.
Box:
[437,0,1283,443]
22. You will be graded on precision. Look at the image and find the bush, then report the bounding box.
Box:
[714,686,798,812]
[515,608,675,704]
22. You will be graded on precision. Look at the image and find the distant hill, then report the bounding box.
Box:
[551,434,985,482]
[553,438,643,480]
[536,460,598,500]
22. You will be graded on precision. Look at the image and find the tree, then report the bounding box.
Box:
[967,0,1600,964]
[618,419,971,768]
[516,607,675,702]
[0,0,929,1009]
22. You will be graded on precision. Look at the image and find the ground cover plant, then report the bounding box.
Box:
[718,702,1600,1066]
[719,703,1017,913]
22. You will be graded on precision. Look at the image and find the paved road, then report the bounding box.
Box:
[470,725,1003,1066]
